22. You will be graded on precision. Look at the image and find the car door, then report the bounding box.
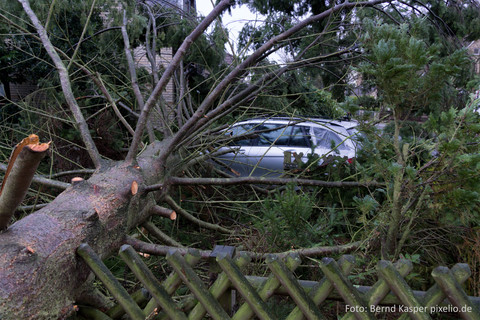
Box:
[246,124,312,176]
[216,123,256,177]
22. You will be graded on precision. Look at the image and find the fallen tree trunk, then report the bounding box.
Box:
[0,141,166,319]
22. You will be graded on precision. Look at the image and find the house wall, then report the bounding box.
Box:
[134,46,175,106]
[467,40,480,74]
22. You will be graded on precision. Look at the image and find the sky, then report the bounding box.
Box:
[195,0,265,56]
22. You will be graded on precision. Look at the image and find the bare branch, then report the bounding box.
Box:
[142,6,164,141]
[18,0,102,168]
[31,175,71,190]
[121,10,152,142]
[143,4,160,85]
[17,203,48,212]
[126,236,361,260]
[118,101,140,118]
[126,0,232,162]
[48,168,92,178]
[150,205,176,220]
[166,177,384,188]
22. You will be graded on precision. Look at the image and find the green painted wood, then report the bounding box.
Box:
[319,257,375,320]
[78,306,114,320]
[80,244,480,320]
[143,250,201,318]
[287,255,355,320]
[76,243,146,320]
[167,250,231,320]
[244,275,480,310]
[232,253,302,320]
[423,263,471,308]
[398,263,472,320]
[107,288,150,318]
[217,253,276,320]
[188,254,250,320]
[119,245,188,320]
[343,259,412,320]
[377,260,431,320]
[267,254,325,320]
[432,266,480,320]
[367,259,412,306]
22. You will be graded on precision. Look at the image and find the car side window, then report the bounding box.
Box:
[228,125,254,146]
[256,124,291,146]
[228,123,314,148]
[289,125,311,147]
[312,127,348,150]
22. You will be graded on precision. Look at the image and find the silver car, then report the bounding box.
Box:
[215,117,359,177]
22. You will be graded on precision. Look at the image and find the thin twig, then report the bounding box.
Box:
[164,195,232,234]
[67,0,97,70]
[80,65,136,136]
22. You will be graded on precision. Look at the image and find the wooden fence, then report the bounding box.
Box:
[76,243,480,320]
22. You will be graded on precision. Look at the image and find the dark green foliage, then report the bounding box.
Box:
[236,0,368,101]
[257,184,316,249]
[245,64,345,118]
[357,18,471,117]
[425,0,480,42]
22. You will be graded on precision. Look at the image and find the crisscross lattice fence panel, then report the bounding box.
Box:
[76,243,480,319]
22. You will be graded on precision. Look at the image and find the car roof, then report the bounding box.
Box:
[232,117,358,131]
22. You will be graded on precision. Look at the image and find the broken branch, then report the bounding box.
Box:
[0,135,50,229]
[150,205,176,220]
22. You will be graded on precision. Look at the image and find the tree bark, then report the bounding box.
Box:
[0,137,50,229]
[0,141,166,319]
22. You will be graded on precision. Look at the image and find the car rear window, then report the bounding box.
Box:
[312,127,349,150]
